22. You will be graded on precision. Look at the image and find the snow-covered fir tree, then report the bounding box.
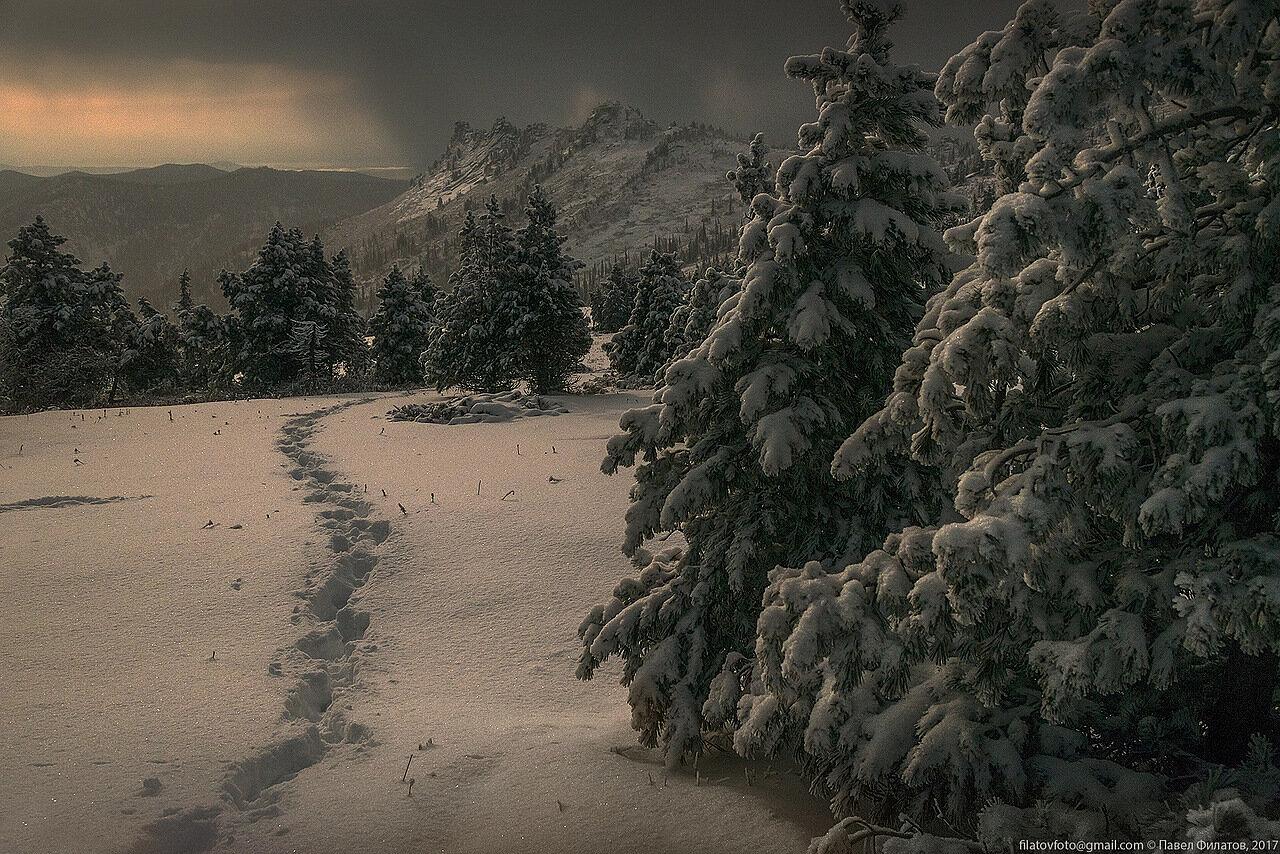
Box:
[738,0,1280,847]
[222,224,335,387]
[369,265,435,386]
[603,251,690,383]
[120,297,181,392]
[510,186,591,393]
[301,235,339,369]
[326,249,368,377]
[578,0,958,764]
[0,217,137,406]
[727,132,774,207]
[3,217,100,355]
[174,269,194,318]
[662,267,737,367]
[422,198,522,391]
[590,263,639,333]
[177,302,229,389]
[169,268,230,389]
[409,266,437,307]
[79,261,136,403]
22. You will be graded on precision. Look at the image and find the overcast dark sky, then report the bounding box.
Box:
[0,0,1038,169]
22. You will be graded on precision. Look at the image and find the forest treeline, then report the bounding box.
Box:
[0,187,600,409]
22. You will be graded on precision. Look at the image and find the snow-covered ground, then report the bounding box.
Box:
[0,388,828,853]
[0,397,347,853]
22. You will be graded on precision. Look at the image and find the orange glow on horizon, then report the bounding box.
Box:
[0,62,395,167]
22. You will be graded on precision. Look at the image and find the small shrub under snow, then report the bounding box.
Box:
[387,390,569,425]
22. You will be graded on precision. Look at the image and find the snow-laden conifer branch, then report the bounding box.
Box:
[580,0,956,767]
[734,0,1280,846]
[1040,100,1270,200]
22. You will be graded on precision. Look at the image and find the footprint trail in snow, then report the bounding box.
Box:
[129,400,395,852]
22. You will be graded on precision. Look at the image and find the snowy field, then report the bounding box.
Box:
[0,390,828,854]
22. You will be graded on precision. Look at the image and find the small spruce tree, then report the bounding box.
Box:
[174,269,194,318]
[727,133,773,207]
[327,249,368,377]
[370,266,435,386]
[604,251,689,383]
[591,264,639,333]
[120,297,181,393]
[510,186,591,393]
[177,302,229,389]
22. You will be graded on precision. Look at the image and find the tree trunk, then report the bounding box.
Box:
[1202,646,1278,765]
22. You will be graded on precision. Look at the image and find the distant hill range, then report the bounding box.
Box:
[0,165,406,307]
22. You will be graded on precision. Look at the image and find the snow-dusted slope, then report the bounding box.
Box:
[0,384,828,854]
[326,103,749,286]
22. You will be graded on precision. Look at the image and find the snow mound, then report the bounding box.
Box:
[387,390,569,425]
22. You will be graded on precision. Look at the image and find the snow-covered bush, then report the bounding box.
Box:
[578,0,958,764]
[740,0,1280,846]
[388,390,568,425]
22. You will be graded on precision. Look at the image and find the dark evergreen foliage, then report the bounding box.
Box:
[369,266,435,386]
[421,200,522,391]
[603,251,689,382]
[423,189,590,393]
[589,264,638,333]
[0,217,137,407]
[510,186,591,393]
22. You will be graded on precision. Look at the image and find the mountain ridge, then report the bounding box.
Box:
[326,102,754,296]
